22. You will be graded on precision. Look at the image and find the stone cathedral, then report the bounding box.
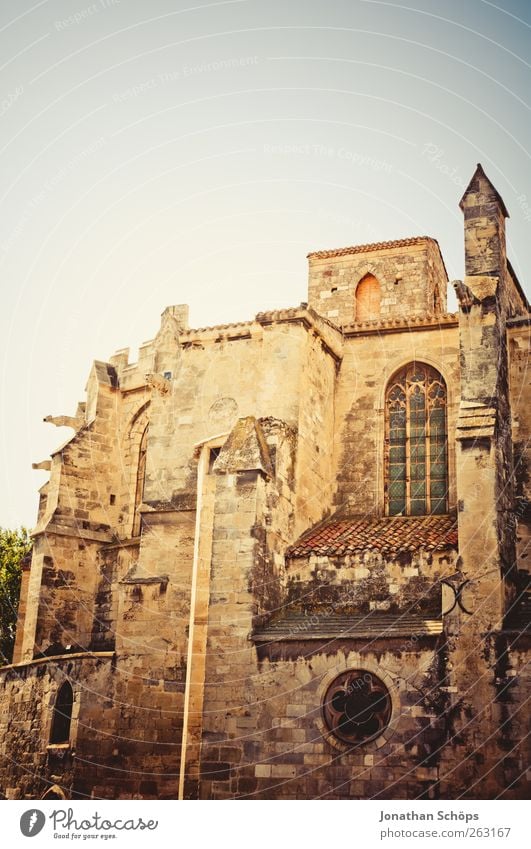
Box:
[0,165,529,801]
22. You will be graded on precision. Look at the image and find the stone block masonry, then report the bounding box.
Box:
[0,164,528,800]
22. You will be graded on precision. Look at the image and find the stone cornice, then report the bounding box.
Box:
[0,651,114,674]
[507,315,531,328]
[342,312,458,337]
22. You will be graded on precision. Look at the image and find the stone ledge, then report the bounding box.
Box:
[456,403,496,441]
[31,519,115,543]
[251,614,443,642]
[103,536,141,550]
[0,651,114,673]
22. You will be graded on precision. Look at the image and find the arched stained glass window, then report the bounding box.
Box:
[385,363,448,516]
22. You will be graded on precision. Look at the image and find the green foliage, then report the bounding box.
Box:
[0,527,32,664]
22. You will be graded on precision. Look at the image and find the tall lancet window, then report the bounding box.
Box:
[133,426,148,536]
[385,363,448,516]
[50,681,73,744]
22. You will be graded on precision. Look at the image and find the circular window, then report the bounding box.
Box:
[322,670,392,745]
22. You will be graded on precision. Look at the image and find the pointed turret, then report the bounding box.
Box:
[459,162,509,218]
[453,162,517,629]
[459,163,508,279]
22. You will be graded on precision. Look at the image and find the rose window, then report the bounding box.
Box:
[322,670,392,745]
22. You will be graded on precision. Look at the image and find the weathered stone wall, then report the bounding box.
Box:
[1,166,528,801]
[307,238,448,327]
[286,548,459,615]
[77,654,183,800]
[193,319,342,796]
[258,418,298,615]
[333,321,460,515]
[292,323,338,534]
[33,535,101,656]
[491,638,530,794]
[119,312,340,514]
[199,640,449,800]
[436,628,530,799]
[0,654,113,800]
[195,467,267,798]
[17,362,133,660]
[509,322,531,575]
[0,650,188,800]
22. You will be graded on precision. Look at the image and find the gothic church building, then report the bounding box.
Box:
[1,165,529,800]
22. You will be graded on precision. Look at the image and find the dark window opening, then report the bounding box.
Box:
[50,682,73,744]
[133,426,148,536]
[208,446,221,474]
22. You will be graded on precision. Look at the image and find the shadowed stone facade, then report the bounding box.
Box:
[0,164,529,800]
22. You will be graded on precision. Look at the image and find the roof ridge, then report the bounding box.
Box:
[307,235,436,260]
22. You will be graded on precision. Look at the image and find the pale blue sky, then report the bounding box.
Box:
[1,0,529,527]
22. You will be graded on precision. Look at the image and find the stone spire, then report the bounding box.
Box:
[459,163,508,279]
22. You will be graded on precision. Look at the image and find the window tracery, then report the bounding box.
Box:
[385,362,448,516]
[323,670,391,745]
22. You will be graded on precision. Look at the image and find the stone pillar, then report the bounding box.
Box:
[439,165,516,796]
[178,446,216,799]
[456,164,515,620]
[180,418,272,799]
[17,548,47,661]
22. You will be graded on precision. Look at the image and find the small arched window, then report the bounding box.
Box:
[50,682,73,744]
[355,274,381,322]
[385,363,448,516]
[133,426,148,536]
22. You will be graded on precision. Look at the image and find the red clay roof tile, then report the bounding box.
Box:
[287,514,458,557]
[307,236,438,260]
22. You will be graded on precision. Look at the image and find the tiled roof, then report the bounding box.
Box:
[307,236,437,260]
[287,514,458,558]
[252,612,442,642]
